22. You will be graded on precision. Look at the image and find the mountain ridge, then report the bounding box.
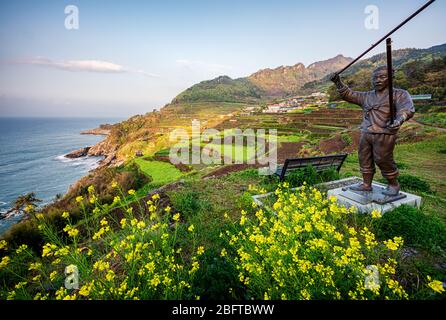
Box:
[172,43,446,105]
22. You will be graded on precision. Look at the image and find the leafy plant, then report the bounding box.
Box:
[0,186,203,300]
[398,174,432,193]
[224,185,412,299]
[191,248,244,300]
[284,166,340,187]
[170,190,210,218]
[373,205,446,254]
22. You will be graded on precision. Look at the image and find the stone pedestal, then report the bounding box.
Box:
[326,177,422,214]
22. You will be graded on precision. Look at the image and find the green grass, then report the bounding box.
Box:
[134,158,183,185]
[329,102,362,110]
[277,134,307,143]
[418,112,446,128]
[203,142,257,163]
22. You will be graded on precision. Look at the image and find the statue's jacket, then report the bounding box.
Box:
[338,86,415,135]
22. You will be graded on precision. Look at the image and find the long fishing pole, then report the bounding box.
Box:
[386,38,395,124]
[336,0,436,75]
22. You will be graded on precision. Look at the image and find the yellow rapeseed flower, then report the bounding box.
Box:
[61,211,70,219]
[173,213,180,222]
[427,276,445,294]
[28,262,42,271]
[33,292,49,300]
[188,224,195,232]
[55,287,67,300]
[75,196,84,203]
[32,275,42,282]
[371,209,382,219]
[152,193,160,200]
[15,244,28,254]
[42,243,57,257]
[50,271,58,281]
[89,195,97,204]
[79,281,94,297]
[189,261,199,274]
[0,256,11,269]
[14,281,27,290]
[0,240,7,250]
[137,221,146,229]
[384,236,404,251]
[93,260,109,272]
[63,294,77,300]
[68,228,79,238]
[197,246,205,255]
[7,291,16,300]
[106,270,116,282]
[128,189,136,196]
[113,196,121,204]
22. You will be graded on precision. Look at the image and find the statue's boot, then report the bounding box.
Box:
[349,173,373,192]
[382,178,400,196]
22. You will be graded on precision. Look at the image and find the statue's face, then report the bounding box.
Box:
[372,69,389,92]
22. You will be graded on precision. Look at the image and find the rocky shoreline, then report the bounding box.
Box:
[0,209,22,221]
[65,124,123,169]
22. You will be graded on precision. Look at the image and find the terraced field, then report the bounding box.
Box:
[215,107,362,139]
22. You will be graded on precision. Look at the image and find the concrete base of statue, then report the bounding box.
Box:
[325,177,422,214]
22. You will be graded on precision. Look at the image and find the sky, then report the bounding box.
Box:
[0,0,445,118]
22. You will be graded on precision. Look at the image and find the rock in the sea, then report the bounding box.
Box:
[65,147,91,159]
[0,209,21,220]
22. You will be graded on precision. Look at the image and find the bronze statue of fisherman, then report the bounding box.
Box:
[330,66,415,196]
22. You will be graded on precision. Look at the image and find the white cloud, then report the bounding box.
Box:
[176,59,233,74]
[8,57,159,77]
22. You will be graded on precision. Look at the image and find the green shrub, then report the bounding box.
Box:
[374,205,446,254]
[396,161,409,170]
[170,190,210,218]
[284,166,340,188]
[398,174,432,193]
[191,248,244,300]
[237,192,259,215]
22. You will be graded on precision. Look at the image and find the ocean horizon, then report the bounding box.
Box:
[0,117,124,234]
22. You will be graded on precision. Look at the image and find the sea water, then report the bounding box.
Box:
[0,117,122,234]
